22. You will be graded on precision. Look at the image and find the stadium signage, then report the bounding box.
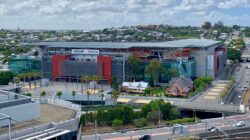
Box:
[72,49,99,55]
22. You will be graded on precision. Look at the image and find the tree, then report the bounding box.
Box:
[40,91,46,98]
[81,114,86,127]
[193,77,212,88]
[72,90,76,100]
[121,106,134,124]
[227,48,241,61]
[145,59,164,86]
[0,71,14,85]
[213,21,224,29]
[144,88,151,96]
[147,110,162,125]
[111,89,119,105]
[169,108,179,120]
[112,119,123,128]
[100,93,105,106]
[167,68,179,78]
[26,72,33,89]
[111,76,119,90]
[202,21,212,30]
[12,77,20,90]
[160,102,173,120]
[127,55,141,81]
[133,118,147,128]
[56,91,62,99]
[232,25,240,30]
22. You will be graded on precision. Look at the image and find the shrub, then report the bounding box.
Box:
[25,93,32,97]
[166,118,198,125]
[112,119,123,128]
[134,118,147,128]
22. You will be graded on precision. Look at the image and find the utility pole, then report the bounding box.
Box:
[158,109,161,125]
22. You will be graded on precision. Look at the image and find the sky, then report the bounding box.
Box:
[0,0,250,30]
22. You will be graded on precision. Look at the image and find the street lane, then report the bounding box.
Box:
[82,114,250,140]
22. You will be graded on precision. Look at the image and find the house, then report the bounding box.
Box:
[167,77,193,96]
[122,81,148,93]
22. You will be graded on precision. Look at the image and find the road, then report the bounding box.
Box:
[230,63,250,105]
[228,40,250,105]
[82,114,250,140]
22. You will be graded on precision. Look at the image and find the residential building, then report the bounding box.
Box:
[122,81,148,93]
[167,77,193,96]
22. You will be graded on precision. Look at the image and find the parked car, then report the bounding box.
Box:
[208,126,218,132]
[139,135,151,140]
[235,121,245,127]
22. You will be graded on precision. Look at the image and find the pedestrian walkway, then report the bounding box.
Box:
[203,82,228,102]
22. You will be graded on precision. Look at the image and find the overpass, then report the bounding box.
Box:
[117,81,242,114]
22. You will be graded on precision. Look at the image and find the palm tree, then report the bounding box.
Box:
[33,72,40,89]
[111,89,119,105]
[96,75,102,93]
[56,91,62,100]
[86,90,91,106]
[100,93,105,106]
[72,90,76,100]
[92,75,98,94]
[26,72,33,89]
[86,75,92,91]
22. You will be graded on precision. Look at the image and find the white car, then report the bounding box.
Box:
[235,121,245,127]
[208,126,217,132]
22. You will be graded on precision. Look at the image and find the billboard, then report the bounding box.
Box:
[72,49,99,55]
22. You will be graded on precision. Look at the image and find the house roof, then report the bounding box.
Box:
[122,81,148,90]
[170,77,193,92]
[25,39,220,49]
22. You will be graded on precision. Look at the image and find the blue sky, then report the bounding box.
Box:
[0,0,249,30]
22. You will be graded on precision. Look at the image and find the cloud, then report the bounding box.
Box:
[0,0,249,29]
[218,0,248,9]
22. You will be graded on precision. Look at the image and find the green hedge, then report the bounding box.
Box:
[166,118,199,125]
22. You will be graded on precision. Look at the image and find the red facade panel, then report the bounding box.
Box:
[97,56,112,82]
[52,55,70,80]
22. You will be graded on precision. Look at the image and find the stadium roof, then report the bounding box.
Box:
[33,39,221,49]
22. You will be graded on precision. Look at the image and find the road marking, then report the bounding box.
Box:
[135,99,151,104]
[204,96,216,99]
[117,98,131,103]
[207,92,220,95]
[210,89,223,92]
[216,84,227,87]
[213,86,225,89]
